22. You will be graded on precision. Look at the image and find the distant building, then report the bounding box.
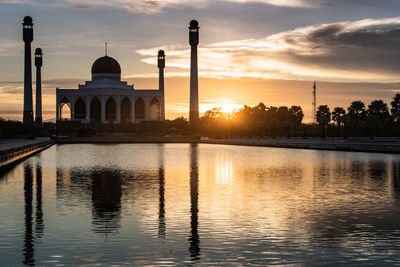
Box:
[56,51,165,124]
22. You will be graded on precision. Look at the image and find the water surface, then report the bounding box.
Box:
[1,144,400,266]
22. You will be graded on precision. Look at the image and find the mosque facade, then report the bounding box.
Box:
[56,50,166,124]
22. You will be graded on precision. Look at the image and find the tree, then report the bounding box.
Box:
[347,101,366,136]
[316,105,331,138]
[332,107,346,137]
[347,101,366,124]
[391,93,400,124]
[277,106,290,137]
[367,100,390,137]
[289,105,304,136]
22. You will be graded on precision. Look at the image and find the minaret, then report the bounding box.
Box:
[23,16,34,127]
[35,48,43,127]
[189,20,199,126]
[158,50,166,120]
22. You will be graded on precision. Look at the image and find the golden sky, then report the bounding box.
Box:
[1,0,400,122]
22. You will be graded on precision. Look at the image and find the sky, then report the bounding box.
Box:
[1,0,400,121]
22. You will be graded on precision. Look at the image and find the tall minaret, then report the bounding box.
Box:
[23,16,34,127]
[158,50,166,120]
[35,48,43,127]
[189,20,199,125]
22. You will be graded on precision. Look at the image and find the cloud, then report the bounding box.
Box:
[0,0,333,13]
[136,17,400,82]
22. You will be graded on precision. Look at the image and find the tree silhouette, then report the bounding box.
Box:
[367,100,390,137]
[391,93,400,124]
[289,105,304,136]
[347,101,366,136]
[332,107,346,137]
[316,105,331,138]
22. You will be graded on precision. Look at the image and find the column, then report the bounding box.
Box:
[101,95,106,124]
[116,95,121,124]
[86,96,90,123]
[131,96,135,123]
[70,98,75,120]
[56,95,59,120]
[145,97,150,121]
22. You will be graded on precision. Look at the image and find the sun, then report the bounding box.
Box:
[200,102,243,114]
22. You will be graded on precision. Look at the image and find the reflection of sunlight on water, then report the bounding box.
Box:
[216,156,233,185]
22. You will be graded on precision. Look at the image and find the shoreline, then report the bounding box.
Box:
[55,136,400,154]
[0,138,54,171]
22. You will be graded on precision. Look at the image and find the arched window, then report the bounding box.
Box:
[150,98,161,120]
[121,97,132,122]
[74,97,86,120]
[59,97,71,120]
[106,97,117,123]
[90,97,101,123]
[135,98,145,120]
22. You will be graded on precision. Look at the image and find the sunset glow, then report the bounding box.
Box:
[200,102,243,115]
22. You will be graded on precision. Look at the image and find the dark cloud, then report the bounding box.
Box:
[140,17,400,82]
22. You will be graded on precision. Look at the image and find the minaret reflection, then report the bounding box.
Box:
[35,163,44,238]
[189,144,200,260]
[393,161,400,202]
[158,145,166,238]
[23,164,35,266]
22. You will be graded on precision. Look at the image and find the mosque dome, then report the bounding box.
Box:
[91,56,121,81]
[91,56,121,75]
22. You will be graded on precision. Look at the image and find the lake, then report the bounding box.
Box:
[1,143,400,266]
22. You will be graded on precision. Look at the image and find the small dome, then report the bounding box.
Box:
[190,20,199,28]
[91,56,121,74]
[24,16,33,25]
[35,48,42,55]
[158,50,165,56]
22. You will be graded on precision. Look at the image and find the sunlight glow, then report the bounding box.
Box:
[216,156,233,185]
[200,103,243,114]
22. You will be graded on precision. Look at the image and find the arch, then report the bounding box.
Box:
[135,98,145,120]
[74,97,86,120]
[150,98,161,120]
[59,97,71,120]
[121,97,132,122]
[105,96,116,123]
[90,97,101,123]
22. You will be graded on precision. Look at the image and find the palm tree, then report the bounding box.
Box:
[347,100,366,136]
[289,105,304,136]
[391,93,400,124]
[367,100,390,137]
[316,105,331,139]
[332,107,346,137]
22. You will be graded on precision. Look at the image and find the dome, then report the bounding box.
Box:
[190,20,198,28]
[91,56,121,75]
[158,50,165,56]
[24,16,33,25]
[35,48,42,55]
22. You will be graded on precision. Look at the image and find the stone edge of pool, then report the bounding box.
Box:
[0,139,55,172]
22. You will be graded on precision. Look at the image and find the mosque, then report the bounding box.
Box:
[23,16,200,128]
[55,50,166,124]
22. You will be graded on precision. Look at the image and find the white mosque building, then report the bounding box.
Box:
[56,50,166,124]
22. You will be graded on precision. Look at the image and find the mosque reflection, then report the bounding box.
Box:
[19,145,400,265]
[158,146,166,238]
[189,144,200,260]
[23,162,44,266]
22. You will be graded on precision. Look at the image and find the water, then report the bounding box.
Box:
[1,144,400,266]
